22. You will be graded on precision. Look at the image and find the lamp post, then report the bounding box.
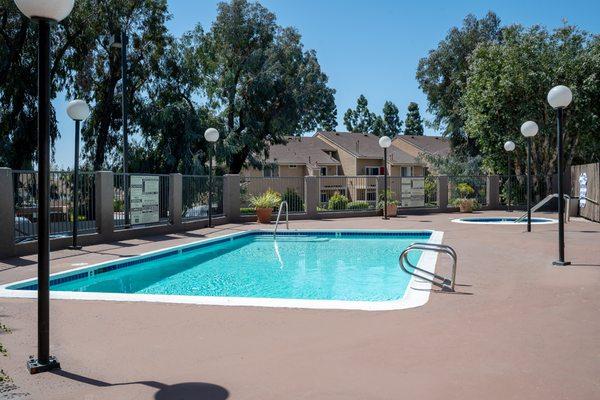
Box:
[521,121,539,232]
[204,128,219,227]
[13,0,75,374]
[504,141,515,212]
[547,85,573,266]
[111,30,130,227]
[379,136,392,220]
[66,100,90,250]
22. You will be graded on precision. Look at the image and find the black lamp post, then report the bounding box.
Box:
[13,0,75,374]
[66,100,90,250]
[204,128,220,227]
[378,136,392,220]
[521,121,539,232]
[547,85,573,266]
[111,30,130,227]
[504,141,515,212]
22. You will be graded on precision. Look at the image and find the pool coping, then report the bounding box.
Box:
[451,217,557,225]
[0,229,444,311]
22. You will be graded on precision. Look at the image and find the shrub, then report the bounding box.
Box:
[377,189,399,209]
[240,207,256,214]
[281,188,304,212]
[347,201,370,210]
[456,183,475,198]
[249,189,281,209]
[113,198,124,212]
[328,192,349,210]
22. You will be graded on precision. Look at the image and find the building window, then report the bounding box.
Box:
[289,164,297,169]
[263,165,279,178]
[320,167,327,176]
[320,192,329,203]
[365,166,380,176]
[366,190,377,202]
[401,166,412,177]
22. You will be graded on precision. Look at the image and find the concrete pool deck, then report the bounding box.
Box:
[0,210,599,399]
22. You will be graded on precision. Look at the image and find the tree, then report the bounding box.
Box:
[344,96,401,136]
[462,25,600,177]
[416,12,502,152]
[199,0,337,174]
[343,94,375,133]
[404,102,424,136]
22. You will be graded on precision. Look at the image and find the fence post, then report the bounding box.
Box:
[487,175,500,210]
[169,173,182,226]
[305,176,319,218]
[223,174,241,223]
[0,168,15,258]
[437,175,448,211]
[95,171,114,240]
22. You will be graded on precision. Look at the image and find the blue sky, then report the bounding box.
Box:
[52,0,600,168]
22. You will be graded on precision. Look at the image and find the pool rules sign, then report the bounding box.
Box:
[130,176,160,225]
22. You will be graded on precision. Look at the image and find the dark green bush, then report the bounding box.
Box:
[347,201,370,210]
[282,188,304,212]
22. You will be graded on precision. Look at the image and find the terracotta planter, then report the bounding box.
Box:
[458,200,474,213]
[386,203,398,217]
[255,207,273,224]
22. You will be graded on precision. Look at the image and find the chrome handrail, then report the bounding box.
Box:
[399,243,457,291]
[273,201,289,239]
[514,193,571,223]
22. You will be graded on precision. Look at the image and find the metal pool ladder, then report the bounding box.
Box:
[514,194,571,223]
[399,243,457,292]
[273,201,289,239]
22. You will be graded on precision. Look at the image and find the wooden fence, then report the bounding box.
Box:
[571,163,600,223]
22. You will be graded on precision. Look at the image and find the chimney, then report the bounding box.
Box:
[356,140,360,153]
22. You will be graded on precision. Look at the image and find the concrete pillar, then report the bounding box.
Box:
[0,168,15,258]
[305,176,319,218]
[95,171,114,238]
[169,173,182,226]
[486,175,500,210]
[437,175,449,211]
[223,174,241,222]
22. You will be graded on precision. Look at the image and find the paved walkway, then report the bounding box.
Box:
[0,211,599,399]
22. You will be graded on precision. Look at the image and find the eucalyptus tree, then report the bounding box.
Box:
[197,0,337,174]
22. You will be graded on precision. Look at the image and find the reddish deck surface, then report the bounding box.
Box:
[1,211,599,400]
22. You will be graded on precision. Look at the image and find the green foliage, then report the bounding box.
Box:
[113,198,124,212]
[327,192,349,210]
[281,188,304,212]
[347,201,370,210]
[404,102,424,136]
[344,95,402,136]
[240,207,256,214]
[463,25,600,174]
[377,189,398,209]
[416,12,502,153]
[249,189,281,209]
[456,183,475,198]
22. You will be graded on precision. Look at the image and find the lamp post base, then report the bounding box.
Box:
[68,245,82,250]
[552,260,571,266]
[27,356,60,374]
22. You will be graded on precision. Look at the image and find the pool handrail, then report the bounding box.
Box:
[399,243,457,292]
[514,193,571,223]
[273,201,289,239]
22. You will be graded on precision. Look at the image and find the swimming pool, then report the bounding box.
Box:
[452,217,557,225]
[0,230,443,310]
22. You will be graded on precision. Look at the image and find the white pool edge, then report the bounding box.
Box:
[0,229,444,311]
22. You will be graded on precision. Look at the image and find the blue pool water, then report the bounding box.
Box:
[9,231,432,302]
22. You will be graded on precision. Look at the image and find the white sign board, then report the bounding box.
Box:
[579,172,588,209]
[400,178,425,207]
[130,175,160,225]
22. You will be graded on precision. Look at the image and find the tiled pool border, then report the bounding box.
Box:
[0,229,444,311]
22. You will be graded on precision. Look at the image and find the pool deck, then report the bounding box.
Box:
[0,210,599,399]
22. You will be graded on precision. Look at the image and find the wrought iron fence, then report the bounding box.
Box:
[240,176,305,214]
[499,175,555,207]
[317,176,380,212]
[113,173,170,228]
[13,170,96,242]
[182,175,224,221]
[448,176,488,207]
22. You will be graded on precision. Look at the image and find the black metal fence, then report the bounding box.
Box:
[317,176,380,212]
[240,176,305,214]
[499,175,556,207]
[13,170,96,242]
[182,175,224,221]
[113,173,170,228]
[448,176,488,207]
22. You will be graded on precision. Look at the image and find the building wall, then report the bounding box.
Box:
[356,159,383,175]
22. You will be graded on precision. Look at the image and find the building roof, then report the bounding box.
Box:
[394,135,451,156]
[266,136,340,167]
[315,131,417,165]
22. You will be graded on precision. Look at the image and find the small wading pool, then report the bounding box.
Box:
[452,217,557,225]
[0,230,444,311]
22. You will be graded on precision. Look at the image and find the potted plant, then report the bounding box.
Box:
[378,189,399,217]
[249,189,281,223]
[452,183,477,213]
